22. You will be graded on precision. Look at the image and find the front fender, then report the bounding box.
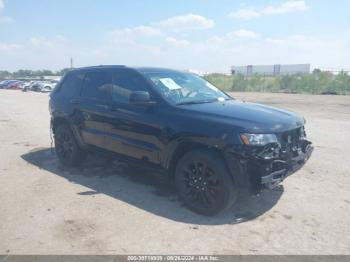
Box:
[161,134,228,171]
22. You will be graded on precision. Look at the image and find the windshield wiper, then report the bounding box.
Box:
[176,99,219,106]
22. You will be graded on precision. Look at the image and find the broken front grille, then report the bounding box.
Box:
[278,127,302,153]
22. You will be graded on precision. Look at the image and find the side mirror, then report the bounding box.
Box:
[129,91,156,106]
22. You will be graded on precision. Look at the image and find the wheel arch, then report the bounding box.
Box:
[51,116,70,134]
[51,116,86,148]
[166,140,228,175]
[166,139,248,190]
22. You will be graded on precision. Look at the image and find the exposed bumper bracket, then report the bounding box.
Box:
[261,143,313,189]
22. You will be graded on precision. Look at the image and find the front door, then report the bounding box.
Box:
[104,69,163,164]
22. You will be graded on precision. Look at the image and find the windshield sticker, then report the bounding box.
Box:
[206,82,219,91]
[159,78,182,90]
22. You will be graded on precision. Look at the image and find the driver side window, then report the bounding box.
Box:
[112,70,149,104]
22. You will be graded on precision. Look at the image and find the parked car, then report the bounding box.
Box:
[49,66,313,215]
[29,82,41,92]
[0,80,10,88]
[7,81,24,90]
[22,81,35,92]
[39,82,55,92]
[22,81,34,91]
[0,80,18,89]
[21,81,54,92]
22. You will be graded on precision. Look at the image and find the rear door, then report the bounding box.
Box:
[51,70,84,117]
[78,70,112,148]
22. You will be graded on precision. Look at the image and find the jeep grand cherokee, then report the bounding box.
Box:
[49,65,313,215]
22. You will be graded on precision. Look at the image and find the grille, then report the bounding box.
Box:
[278,127,302,153]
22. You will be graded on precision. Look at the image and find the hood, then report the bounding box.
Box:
[178,99,304,133]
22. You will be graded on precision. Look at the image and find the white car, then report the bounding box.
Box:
[24,81,56,92]
[43,82,57,92]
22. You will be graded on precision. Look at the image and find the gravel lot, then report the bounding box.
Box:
[0,90,349,255]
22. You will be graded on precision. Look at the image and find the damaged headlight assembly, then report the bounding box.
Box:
[300,126,307,139]
[240,133,278,146]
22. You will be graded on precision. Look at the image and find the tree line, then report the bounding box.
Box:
[0,68,71,79]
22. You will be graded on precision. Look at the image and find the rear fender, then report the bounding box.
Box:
[51,114,87,149]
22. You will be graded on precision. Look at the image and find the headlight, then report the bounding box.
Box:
[240,133,278,146]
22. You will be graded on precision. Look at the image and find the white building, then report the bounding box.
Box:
[231,64,310,76]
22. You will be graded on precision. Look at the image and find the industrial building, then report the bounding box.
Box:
[231,64,310,76]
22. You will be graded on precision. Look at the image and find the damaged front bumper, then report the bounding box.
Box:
[225,138,313,193]
[260,141,313,189]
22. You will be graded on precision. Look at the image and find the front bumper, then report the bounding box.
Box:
[261,142,313,189]
[224,139,313,193]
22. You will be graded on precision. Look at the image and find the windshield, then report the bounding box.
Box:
[140,70,232,105]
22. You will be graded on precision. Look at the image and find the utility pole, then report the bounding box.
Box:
[70,58,73,69]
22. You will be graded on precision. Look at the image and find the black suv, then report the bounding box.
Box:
[49,65,313,215]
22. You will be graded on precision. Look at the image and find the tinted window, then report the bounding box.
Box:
[81,71,111,102]
[112,70,148,103]
[59,71,84,98]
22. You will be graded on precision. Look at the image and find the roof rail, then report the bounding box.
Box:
[98,65,126,67]
[74,65,127,70]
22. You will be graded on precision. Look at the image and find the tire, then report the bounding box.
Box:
[174,149,238,216]
[54,124,86,166]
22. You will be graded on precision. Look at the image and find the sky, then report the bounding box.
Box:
[0,0,349,72]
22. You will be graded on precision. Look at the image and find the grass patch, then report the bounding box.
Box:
[204,71,350,95]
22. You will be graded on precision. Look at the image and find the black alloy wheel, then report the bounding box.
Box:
[55,124,86,166]
[175,149,237,216]
[182,161,221,208]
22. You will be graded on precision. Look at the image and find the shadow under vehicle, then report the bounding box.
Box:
[22,148,284,225]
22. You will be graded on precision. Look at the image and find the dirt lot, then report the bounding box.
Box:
[0,90,349,255]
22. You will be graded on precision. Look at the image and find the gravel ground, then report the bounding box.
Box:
[0,90,349,255]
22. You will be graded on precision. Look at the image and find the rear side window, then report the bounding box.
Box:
[112,70,149,103]
[81,71,112,102]
[59,71,84,98]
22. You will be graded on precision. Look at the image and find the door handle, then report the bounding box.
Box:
[70,99,79,105]
[96,104,112,110]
